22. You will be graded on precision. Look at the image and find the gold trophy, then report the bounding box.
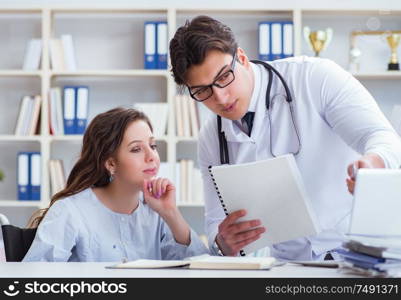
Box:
[386,33,400,70]
[303,26,333,57]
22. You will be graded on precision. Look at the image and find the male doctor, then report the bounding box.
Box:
[169,16,401,260]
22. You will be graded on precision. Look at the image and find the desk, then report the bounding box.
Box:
[0,262,361,278]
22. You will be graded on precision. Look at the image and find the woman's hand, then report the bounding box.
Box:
[143,177,177,216]
[143,177,191,245]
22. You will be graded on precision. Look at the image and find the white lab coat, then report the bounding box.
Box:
[198,56,401,261]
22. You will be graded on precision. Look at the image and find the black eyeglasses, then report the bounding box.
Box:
[187,52,237,102]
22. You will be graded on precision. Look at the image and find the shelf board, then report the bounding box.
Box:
[0,135,42,142]
[50,70,169,77]
[176,137,198,143]
[0,200,41,207]
[0,70,41,77]
[51,135,169,142]
[353,71,401,79]
[51,135,83,142]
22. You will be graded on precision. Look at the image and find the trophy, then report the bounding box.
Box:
[386,33,400,70]
[303,27,333,57]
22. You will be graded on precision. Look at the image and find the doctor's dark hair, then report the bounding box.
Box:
[28,107,153,228]
[169,15,238,86]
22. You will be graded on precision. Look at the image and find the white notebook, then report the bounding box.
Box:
[107,255,276,270]
[208,154,320,255]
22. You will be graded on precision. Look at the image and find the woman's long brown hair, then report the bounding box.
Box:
[28,107,152,228]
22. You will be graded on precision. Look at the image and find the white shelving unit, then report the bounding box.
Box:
[0,5,400,230]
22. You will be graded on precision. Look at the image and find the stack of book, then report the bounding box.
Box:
[14,95,42,135]
[133,102,168,138]
[158,161,204,205]
[49,34,77,71]
[174,94,212,138]
[49,159,66,197]
[340,236,401,277]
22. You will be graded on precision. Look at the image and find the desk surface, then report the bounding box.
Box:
[0,262,361,278]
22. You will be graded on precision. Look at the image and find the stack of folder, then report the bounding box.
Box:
[339,236,401,277]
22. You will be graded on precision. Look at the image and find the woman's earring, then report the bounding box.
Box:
[109,171,115,183]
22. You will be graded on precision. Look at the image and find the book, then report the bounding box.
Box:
[49,159,66,196]
[49,87,64,135]
[144,22,156,69]
[30,152,41,200]
[17,152,30,200]
[14,96,31,135]
[208,154,320,254]
[188,99,200,138]
[75,86,89,134]
[49,39,65,70]
[14,95,41,136]
[106,254,276,270]
[61,34,77,71]
[343,237,401,260]
[258,22,270,61]
[63,86,76,134]
[23,39,42,70]
[156,21,168,69]
[181,96,191,137]
[175,95,184,136]
[28,95,42,135]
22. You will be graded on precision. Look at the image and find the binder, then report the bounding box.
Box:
[30,152,41,201]
[282,22,293,58]
[17,152,30,200]
[258,22,270,61]
[270,22,282,61]
[208,155,320,255]
[63,86,76,134]
[144,22,157,69]
[156,22,168,69]
[75,86,89,134]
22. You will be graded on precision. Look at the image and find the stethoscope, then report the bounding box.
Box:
[217,60,302,165]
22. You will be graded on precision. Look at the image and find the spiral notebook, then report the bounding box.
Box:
[208,154,320,255]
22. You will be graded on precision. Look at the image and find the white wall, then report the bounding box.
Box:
[1,0,401,10]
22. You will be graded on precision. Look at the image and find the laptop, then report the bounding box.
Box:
[348,169,401,237]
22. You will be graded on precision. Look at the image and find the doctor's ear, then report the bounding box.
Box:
[236,48,250,67]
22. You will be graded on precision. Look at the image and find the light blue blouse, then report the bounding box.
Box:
[23,188,209,262]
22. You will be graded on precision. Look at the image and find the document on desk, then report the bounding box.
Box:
[208,154,321,254]
[106,255,277,270]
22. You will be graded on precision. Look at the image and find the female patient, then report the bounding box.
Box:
[24,107,208,261]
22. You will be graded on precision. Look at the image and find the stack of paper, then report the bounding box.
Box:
[339,236,401,277]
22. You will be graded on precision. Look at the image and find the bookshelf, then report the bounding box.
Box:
[0,5,400,232]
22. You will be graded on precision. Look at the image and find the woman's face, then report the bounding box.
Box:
[112,120,160,188]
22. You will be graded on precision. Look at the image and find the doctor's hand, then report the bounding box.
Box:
[215,210,266,256]
[346,153,385,194]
